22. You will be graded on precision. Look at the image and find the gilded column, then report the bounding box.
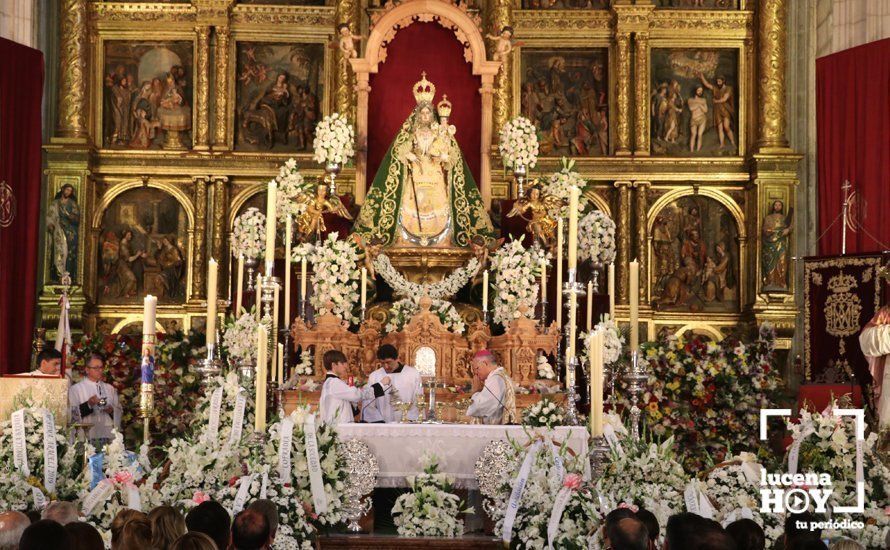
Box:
[614,33,632,156]
[491,0,513,137]
[633,181,650,303]
[633,32,650,156]
[335,0,358,121]
[614,181,631,303]
[213,27,230,150]
[479,75,496,210]
[352,69,370,204]
[192,176,209,300]
[56,0,88,139]
[194,26,211,151]
[211,177,229,290]
[756,0,790,152]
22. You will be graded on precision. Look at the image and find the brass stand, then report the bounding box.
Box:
[561,269,585,426]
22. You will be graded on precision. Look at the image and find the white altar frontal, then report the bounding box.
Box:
[335,423,590,489]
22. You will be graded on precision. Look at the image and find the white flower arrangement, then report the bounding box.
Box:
[385,297,466,335]
[521,397,564,429]
[374,254,480,301]
[578,210,616,266]
[489,240,549,327]
[702,454,783,546]
[308,232,360,324]
[543,159,589,219]
[536,354,555,380]
[231,207,267,260]
[580,318,624,368]
[275,158,313,223]
[392,454,470,538]
[499,117,539,170]
[223,311,260,363]
[312,113,355,166]
[294,349,315,377]
[291,242,314,264]
[597,434,688,530]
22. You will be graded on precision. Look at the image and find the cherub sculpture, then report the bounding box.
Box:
[297,183,353,241]
[470,235,505,270]
[333,23,362,65]
[505,185,563,249]
[349,233,385,280]
[486,26,521,64]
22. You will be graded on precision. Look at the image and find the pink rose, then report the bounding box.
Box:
[563,473,583,490]
[192,491,210,505]
[112,471,133,485]
[618,502,639,513]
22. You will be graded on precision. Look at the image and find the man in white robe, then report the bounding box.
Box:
[28,348,62,376]
[68,353,121,446]
[362,344,423,423]
[859,305,890,429]
[320,350,390,425]
[466,350,517,425]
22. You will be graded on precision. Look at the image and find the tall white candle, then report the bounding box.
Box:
[255,323,268,432]
[236,255,244,315]
[360,267,367,312]
[629,259,639,351]
[256,273,262,322]
[300,257,308,304]
[540,259,547,303]
[272,282,280,376]
[482,270,489,312]
[206,258,218,344]
[567,186,579,271]
[608,263,615,320]
[567,297,578,362]
[586,280,593,331]
[589,329,604,437]
[277,343,284,385]
[264,180,277,269]
[555,218,563,329]
[142,295,157,338]
[284,215,292,329]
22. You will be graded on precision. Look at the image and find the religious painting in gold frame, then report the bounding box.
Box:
[655,0,740,8]
[101,41,195,150]
[234,42,326,152]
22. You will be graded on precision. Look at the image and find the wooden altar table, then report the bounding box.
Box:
[334,423,590,489]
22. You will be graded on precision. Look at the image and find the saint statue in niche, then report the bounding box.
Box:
[353,73,493,248]
[761,200,792,291]
[46,184,80,282]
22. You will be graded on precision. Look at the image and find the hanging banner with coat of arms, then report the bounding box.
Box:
[803,253,888,386]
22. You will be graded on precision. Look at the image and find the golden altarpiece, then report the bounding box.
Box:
[38,0,801,372]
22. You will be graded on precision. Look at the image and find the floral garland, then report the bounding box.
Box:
[392,454,470,538]
[223,311,260,363]
[614,323,783,472]
[580,318,624,368]
[312,113,354,166]
[374,253,480,301]
[499,116,539,169]
[308,232,360,324]
[788,403,890,548]
[543,158,589,219]
[489,240,549,327]
[578,210,616,266]
[231,207,267,261]
[385,298,466,334]
[521,397,564,429]
[275,158,313,223]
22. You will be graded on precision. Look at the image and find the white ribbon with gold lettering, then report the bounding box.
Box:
[81,480,115,516]
[227,391,247,448]
[42,409,58,496]
[304,414,328,514]
[501,440,542,545]
[278,416,295,484]
[546,486,574,550]
[232,474,257,516]
[787,424,816,475]
[206,387,224,442]
[11,409,29,477]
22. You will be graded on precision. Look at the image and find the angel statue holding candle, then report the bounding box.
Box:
[505,185,562,249]
[353,72,494,248]
[296,181,353,241]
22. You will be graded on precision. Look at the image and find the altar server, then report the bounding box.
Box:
[362,344,423,423]
[466,350,517,425]
[28,348,62,376]
[68,353,121,446]
[320,350,390,425]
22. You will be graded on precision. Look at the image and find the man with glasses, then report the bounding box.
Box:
[68,353,121,448]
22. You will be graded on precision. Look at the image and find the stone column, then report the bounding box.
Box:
[211,176,229,290]
[194,25,211,151]
[192,176,209,300]
[614,33,632,156]
[480,75,495,210]
[756,0,790,152]
[633,181,650,304]
[56,0,88,139]
[351,68,370,204]
[335,0,358,122]
[633,32,650,156]
[491,0,513,138]
[213,27,230,150]
[614,181,632,303]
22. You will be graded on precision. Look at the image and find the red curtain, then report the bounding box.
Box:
[368,22,482,187]
[816,38,890,255]
[0,39,44,374]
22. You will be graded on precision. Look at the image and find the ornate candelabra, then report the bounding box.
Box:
[325,162,341,196]
[562,268,585,426]
[590,262,602,294]
[625,350,649,441]
[588,435,611,479]
[539,295,549,332]
[197,307,222,382]
[339,439,378,532]
[513,163,528,198]
[425,378,439,423]
[245,257,259,291]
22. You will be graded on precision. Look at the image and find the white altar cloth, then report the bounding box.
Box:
[335,423,590,489]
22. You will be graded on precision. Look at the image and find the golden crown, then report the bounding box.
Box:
[827,273,857,294]
[437,94,452,118]
[413,72,436,105]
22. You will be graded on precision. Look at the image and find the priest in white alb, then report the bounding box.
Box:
[466,350,517,425]
[860,304,890,429]
[320,350,391,425]
[362,344,423,423]
[68,353,121,446]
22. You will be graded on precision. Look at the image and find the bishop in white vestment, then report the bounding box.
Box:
[362,345,423,423]
[68,354,121,443]
[466,350,517,425]
[860,305,890,429]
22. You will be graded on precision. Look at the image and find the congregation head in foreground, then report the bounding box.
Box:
[231,509,270,550]
[0,511,30,550]
[185,500,231,550]
[465,349,517,425]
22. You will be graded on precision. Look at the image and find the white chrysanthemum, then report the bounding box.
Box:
[578,209,617,265]
[223,311,260,363]
[308,232,360,324]
[385,298,466,335]
[313,114,355,167]
[499,117,539,170]
[489,240,549,327]
[231,208,267,260]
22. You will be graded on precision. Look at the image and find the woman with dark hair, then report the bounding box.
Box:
[726,518,766,550]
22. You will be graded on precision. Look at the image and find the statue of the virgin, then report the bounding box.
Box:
[354,73,493,248]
